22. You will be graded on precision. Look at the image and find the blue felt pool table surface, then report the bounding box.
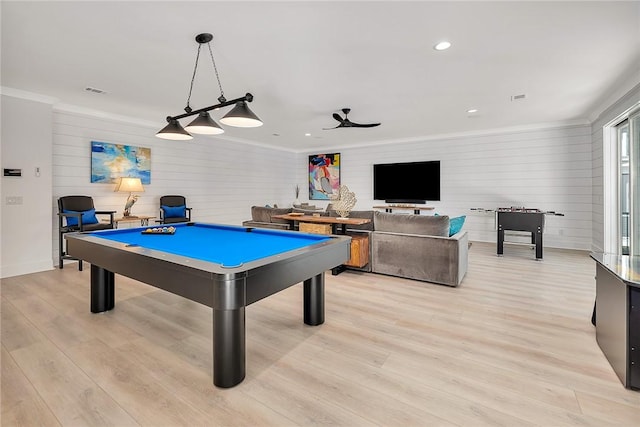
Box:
[90,222,331,268]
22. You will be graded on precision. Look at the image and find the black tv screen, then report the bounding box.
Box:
[373,161,440,203]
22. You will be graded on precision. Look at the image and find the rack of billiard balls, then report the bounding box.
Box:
[141,226,176,235]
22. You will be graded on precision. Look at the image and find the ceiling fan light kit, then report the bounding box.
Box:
[156,33,263,141]
[324,108,380,130]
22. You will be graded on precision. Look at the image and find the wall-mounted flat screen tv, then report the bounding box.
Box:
[373,160,440,203]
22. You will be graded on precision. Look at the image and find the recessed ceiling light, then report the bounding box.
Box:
[467,109,478,113]
[434,41,451,51]
[305,133,311,136]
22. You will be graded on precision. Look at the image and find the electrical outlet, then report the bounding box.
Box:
[6,196,23,205]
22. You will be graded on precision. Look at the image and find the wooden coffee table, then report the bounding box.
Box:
[271,214,372,275]
[271,214,371,235]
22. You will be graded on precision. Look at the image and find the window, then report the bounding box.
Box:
[630,111,640,255]
[605,105,640,255]
[618,120,630,254]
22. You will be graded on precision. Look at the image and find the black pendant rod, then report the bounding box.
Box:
[165,93,254,123]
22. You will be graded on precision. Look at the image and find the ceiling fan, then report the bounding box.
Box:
[323,108,380,130]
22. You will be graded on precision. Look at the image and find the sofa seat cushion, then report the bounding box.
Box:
[242,220,291,230]
[373,211,450,237]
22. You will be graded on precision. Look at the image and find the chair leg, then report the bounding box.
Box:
[59,231,64,269]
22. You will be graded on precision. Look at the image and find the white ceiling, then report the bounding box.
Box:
[2,1,639,152]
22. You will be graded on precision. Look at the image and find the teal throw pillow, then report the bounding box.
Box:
[162,204,186,218]
[64,208,99,227]
[449,215,466,236]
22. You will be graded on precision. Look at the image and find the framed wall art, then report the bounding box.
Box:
[91,141,151,184]
[308,153,340,200]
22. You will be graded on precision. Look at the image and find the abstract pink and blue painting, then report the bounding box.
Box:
[309,153,340,200]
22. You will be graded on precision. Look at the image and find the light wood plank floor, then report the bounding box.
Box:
[2,242,639,426]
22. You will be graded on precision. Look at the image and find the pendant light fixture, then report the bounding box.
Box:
[220,101,263,127]
[156,33,262,140]
[156,119,195,140]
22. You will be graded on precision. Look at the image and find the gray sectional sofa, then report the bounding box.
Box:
[241,205,327,230]
[241,206,294,230]
[371,211,468,287]
[242,206,468,287]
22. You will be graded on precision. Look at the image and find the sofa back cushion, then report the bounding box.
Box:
[374,211,450,237]
[292,207,328,216]
[251,206,292,224]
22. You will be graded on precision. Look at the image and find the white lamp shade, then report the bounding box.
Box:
[115,177,144,193]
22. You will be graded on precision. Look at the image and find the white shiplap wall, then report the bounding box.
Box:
[52,110,297,265]
[301,124,593,250]
[7,83,638,275]
[52,109,594,266]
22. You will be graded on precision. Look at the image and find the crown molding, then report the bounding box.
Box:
[297,119,592,154]
[2,85,595,155]
[54,103,160,128]
[0,86,58,104]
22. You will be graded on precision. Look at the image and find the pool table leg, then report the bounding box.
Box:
[304,273,325,326]
[213,307,246,388]
[91,265,115,313]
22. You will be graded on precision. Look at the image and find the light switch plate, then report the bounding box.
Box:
[6,196,23,205]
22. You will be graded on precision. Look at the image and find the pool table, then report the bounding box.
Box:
[65,222,351,388]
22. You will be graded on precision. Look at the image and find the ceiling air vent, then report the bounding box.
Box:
[85,86,107,94]
[511,94,526,101]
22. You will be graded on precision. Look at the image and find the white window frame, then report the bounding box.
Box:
[603,103,640,254]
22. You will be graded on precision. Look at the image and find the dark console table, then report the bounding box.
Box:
[590,252,640,391]
[373,205,434,215]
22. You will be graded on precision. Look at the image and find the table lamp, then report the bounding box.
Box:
[114,177,144,217]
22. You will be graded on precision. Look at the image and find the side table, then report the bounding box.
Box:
[103,215,155,229]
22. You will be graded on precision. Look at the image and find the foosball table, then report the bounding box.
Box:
[471,207,565,260]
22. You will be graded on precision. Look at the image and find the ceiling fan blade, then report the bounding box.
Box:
[326,108,378,129]
[350,122,381,128]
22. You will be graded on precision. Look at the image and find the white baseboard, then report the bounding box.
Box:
[0,260,55,279]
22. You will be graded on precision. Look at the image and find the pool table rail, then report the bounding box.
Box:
[64,223,351,388]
